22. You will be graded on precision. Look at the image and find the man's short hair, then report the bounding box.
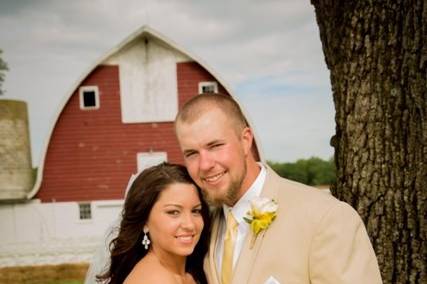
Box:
[175,93,249,134]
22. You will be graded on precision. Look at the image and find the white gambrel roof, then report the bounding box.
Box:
[27,25,264,199]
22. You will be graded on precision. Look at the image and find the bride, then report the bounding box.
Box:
[97,163,210,284]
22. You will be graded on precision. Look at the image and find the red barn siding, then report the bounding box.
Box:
[177,62,228,107]
[36,61,230,202]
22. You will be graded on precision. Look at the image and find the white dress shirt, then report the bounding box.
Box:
[216,163,267,270]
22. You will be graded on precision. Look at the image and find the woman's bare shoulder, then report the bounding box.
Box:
[124,257,176,284]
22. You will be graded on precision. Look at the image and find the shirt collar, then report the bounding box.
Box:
[222,163,267,224]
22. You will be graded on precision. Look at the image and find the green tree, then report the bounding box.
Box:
[307,157,336,185]
[268,157,336,186]
[0,49,8,96]
[311,0,426,282]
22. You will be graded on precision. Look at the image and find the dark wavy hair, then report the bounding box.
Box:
[97,163,210,284]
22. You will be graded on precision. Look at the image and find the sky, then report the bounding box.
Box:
[0,0,335,165]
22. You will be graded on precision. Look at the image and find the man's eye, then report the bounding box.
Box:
[184,151,197,158]
[212,143,223,149]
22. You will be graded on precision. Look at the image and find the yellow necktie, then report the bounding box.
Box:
[221,211,238,284]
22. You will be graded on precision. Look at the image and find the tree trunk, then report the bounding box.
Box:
[310,0,426,283]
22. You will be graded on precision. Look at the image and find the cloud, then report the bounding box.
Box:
[0,0,334,164]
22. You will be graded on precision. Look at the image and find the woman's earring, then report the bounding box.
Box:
[142,227,150,250]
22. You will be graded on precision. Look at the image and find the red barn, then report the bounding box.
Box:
[32,26,260,203]
[0,26,262,266]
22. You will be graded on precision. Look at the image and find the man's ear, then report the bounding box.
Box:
[241,127,254,156]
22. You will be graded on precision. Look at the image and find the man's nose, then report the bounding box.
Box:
[199,151,214,171]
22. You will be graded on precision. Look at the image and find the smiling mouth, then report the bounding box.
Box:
[176,235,195,243]
[203,171,225,183]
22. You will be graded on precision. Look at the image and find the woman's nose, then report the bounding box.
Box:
[181,213,197,230]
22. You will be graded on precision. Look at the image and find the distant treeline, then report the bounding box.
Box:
[268,157,336,186]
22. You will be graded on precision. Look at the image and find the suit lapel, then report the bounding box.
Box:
[232,224,267,283]
[232,165,280,283]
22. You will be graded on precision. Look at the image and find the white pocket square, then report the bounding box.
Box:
[263,276,280,284]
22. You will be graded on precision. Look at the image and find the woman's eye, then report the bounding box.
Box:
[167,210,180,216]
[192,208,202,215]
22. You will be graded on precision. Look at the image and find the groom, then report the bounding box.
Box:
[175,93,382,284]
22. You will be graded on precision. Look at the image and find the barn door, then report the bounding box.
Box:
[136,151,167,173]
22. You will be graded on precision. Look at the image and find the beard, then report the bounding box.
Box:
[201,163,247,207]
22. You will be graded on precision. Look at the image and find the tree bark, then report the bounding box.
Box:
[311,0,426,283]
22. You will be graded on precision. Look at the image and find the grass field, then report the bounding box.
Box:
[0,263,89,284]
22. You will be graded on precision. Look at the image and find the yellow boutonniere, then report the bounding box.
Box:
[244,197,278,248]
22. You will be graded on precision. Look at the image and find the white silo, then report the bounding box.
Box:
[0,99,34,200]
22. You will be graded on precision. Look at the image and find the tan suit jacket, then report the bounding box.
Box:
[204,166,382,284]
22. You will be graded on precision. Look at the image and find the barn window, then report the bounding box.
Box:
[79,203,92,220]
[79,86,100,110]
[198,81,218,94]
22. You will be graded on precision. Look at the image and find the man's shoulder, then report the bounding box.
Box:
[268,177,364,241]
[269,171,355,216]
